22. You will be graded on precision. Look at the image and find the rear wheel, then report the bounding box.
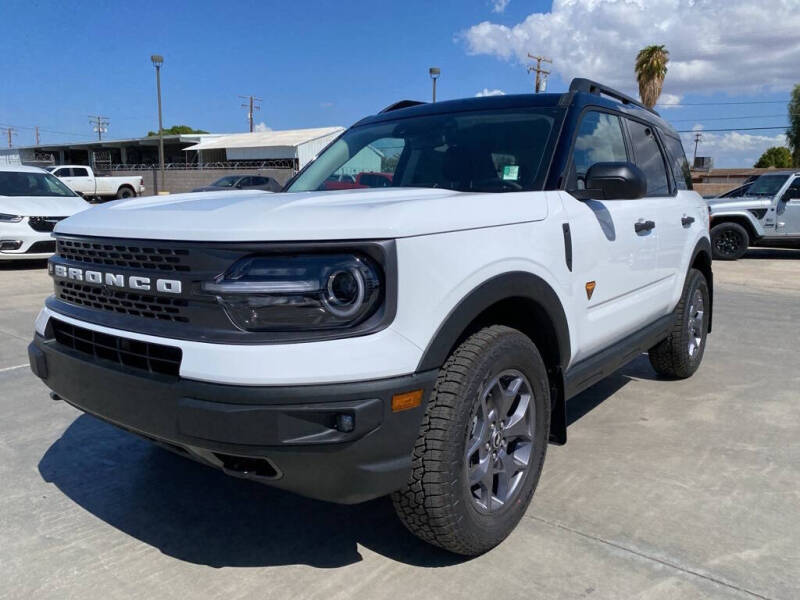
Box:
[711,222,749,260]
[392,325,550,555]
[116,186,135,199]
[648,268,710,379]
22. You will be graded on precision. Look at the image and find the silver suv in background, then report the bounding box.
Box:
[708,171,800,259]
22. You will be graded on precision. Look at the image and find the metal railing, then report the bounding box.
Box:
[105,159,297,171]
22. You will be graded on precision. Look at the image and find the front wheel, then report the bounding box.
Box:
[648,268,710,379]
[711,222,749,260]
[392,325,550,555]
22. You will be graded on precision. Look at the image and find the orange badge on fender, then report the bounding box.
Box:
[585,281,596,300]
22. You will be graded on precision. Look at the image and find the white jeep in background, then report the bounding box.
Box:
[29,79,713,555]
[707,171,800,259]
[48,165,145,201]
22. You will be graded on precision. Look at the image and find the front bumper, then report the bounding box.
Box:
[0,221,54,259]
[29,333,437,504]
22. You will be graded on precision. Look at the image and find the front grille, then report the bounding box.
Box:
[50,318,182,376]
[56,280,189,322]
[29,216,65,232]
[27,240,56,254]
[57,239,191,272]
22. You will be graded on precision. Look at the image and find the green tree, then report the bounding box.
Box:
[754,146,793,168]
[147,125,209,137]
[788,84,800,167]
[635,45,669,109]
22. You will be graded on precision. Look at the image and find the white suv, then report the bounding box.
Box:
[29,79,712,555]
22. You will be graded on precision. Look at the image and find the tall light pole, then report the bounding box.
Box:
[429,67,440,102]
[151,54,166,191]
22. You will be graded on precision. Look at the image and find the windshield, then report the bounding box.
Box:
[211,176,241,188]
[288,107,559,193]
[747,174,790,197]
[0,171,78,197]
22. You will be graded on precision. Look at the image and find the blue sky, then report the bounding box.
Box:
[0,0,796,167]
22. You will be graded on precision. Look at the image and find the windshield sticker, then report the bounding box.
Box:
[502,165,520,181]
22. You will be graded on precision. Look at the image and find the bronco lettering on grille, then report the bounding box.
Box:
[49,263,182,294]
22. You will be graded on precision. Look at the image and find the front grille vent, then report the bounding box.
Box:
[57,239,190,272]
[29,216,65,232]
[56,281,189,322]
[50,319,182,376]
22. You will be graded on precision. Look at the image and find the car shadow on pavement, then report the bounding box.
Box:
[38,414,467,569]
[0,259,48,271]
[566,354,657,426]
[743,247,800,259]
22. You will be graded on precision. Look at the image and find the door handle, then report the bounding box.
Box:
[634,220,656,233]
[681,216,695,227]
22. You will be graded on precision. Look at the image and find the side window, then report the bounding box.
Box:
[237,177,252,187]
[569,111,628,190]
[54,168,71,177]
[627,120,670,197]
[72,168,89,177]
[662,134,693,190]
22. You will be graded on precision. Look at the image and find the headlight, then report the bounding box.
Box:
[0,214,23,223]
[202,253,383,331]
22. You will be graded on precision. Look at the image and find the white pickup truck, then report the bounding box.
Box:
[47,165,145,201]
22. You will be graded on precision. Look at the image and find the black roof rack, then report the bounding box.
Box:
[380,99,426,113]
[569,78,658,115]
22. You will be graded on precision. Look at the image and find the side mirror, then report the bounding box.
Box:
[781,189,799,202]
[576,162,647,200]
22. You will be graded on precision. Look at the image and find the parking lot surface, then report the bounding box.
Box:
[1,249,799,600]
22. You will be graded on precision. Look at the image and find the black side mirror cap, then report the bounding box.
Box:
[574,162,647,200]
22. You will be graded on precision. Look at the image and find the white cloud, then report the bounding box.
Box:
[254,122,271,132]
[476,88,506,97]
[656,93,683,109]
[461,0,800,97]
[491,0,510,13]
[681,126,789,168]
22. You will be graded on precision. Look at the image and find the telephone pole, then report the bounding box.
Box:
[527,53,552,93]
[693,132,703,163]
[2,127,17,148]
[239,95,262,132]
[34,126,40,145]
[89,115,109,141]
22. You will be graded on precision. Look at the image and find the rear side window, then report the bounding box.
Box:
[569,111,628,190]
[72,168,89,177]
[627,120,670,196]
[662,134,692,190]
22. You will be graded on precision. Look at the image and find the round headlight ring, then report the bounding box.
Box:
[323,268,365,318]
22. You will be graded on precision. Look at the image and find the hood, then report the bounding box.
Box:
[54,187,549,241]
[0,195,90,217]
[706,195,772,213]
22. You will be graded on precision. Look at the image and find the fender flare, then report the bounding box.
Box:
[689,237,714,333]
[709,210,763,239]
[416,271,571,373]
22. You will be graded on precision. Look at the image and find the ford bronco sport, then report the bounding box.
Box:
[707,171,800,259]
[29,79,713,555]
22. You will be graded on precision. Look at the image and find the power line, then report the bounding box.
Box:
[88,115,109,141]
[239,95,262,133]
[676,126,789,133]
[658,99,789,107]
[0,122,95,139]
[668,113,795,123]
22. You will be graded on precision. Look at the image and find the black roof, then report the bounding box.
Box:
[357,78,679,138]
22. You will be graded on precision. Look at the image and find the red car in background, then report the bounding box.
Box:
[322,172,393,190]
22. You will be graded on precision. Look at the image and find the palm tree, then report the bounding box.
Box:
[635,45,670,109]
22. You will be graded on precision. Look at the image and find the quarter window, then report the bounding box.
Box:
[662,134,692,190]
[569,111,628,190]
[627,120,670,196]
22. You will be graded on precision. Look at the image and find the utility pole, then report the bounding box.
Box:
[89,115,109,141]
[429,67,441,102]
[239,95,262,132]
[693,132,703,164]
[527,53,552,93]
[34,126,40,145]
[3,127,17,148]
[151,54,166,191]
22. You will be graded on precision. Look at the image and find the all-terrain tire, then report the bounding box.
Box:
[116,186,135,199]
[391,325,550,555]
[648,268,710,379]
[711,222,749,260]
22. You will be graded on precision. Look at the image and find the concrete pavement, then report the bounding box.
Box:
[1,250,798,600]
